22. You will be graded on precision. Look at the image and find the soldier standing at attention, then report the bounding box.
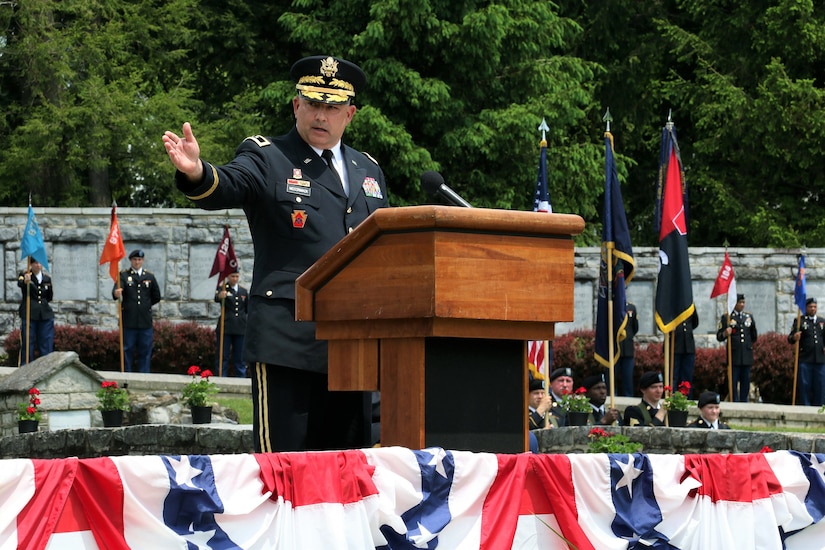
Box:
[113,249,162,373]
[717,293,758,402]
[18,258,54,364]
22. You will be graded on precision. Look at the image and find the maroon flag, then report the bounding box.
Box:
[209,226,238,287]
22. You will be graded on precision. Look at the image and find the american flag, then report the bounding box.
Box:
[2,448,825,549]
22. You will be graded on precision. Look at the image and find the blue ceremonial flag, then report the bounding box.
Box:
[20,204,50,272]
[595,132,635,368]
[794,255,807,313]
[654,121,694,333]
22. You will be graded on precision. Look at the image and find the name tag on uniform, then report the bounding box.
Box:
[286,178,311,197]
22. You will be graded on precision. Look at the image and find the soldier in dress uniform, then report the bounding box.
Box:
[215,267,248,377]
[582,373,620,425]
[687,391,730,429]
[17,258,54,364]
[163,55,389,452]
[547,367,574,427]
[716,293,758,402]
[789,297,825,406]
[112,249,162,373]
[527,377,552,429]
[622,371,666,427]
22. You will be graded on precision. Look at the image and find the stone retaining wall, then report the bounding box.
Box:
[534,426,825,455]
[0,207,821,353]
[1,424,822,459]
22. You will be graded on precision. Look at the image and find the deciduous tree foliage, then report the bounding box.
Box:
[1,0,823,247]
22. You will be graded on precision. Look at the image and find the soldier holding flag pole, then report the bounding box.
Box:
[209,224,243,377]
[710,249,737,401]
[18,202,53,365]
[100,202,127,371]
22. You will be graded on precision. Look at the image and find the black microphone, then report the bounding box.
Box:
[420,171,473,208]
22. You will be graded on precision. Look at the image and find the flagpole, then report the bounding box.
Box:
[542,341,549,429]
[792,309,801,405]
[116,265,125,373]
[725,310,734,402]
[606,243,616,411]
[24,256,31,365]
[218,278,228,377]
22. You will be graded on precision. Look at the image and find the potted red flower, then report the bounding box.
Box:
[96,380,130,427]
[662,381,696,427]
[17,387,42,433]
[182,366,218,424]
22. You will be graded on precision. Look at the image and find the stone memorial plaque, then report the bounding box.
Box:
[627,281,655,336]
[737,281,776,334]
[190,245,222,300]
[52,243,99,300]
[49,409,91,430]
[692,280,717,337]
[557,281,594,335]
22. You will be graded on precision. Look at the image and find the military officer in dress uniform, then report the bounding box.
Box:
[687,391,731,429]
[789,297,825,406]
[623,371,667,427]
[215,268,248,377]
[717,293,758,402]
[163,55,389,452]
[17,258,54,364]
[112,249,162,373]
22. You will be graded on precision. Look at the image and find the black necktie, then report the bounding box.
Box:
[321,149,345,194]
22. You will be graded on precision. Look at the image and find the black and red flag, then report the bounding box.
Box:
[209,225,239,288]
[654,118,694,333]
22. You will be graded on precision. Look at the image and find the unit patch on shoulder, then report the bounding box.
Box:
[244,135,272,147]
[362,151,379,165]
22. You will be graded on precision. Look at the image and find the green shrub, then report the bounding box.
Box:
[552,329,601,382]
[3,322,216,374]
[751,332,795,404]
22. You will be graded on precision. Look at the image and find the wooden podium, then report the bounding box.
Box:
[296,205,584,452]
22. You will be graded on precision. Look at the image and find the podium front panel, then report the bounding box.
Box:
[424,337,525,453]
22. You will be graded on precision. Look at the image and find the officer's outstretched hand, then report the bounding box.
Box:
[162,122,203,181]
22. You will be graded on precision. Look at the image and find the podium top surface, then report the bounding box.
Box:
[296,205,584,291]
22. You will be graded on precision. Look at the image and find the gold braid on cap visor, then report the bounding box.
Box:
[296,76,355,103]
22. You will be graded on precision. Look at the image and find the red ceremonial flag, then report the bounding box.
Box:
[210,225,238,287]
[99,204,126,282]
[710,251,738,314]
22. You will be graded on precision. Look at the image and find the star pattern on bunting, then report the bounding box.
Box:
[614,453,643,498]
[161,455,239,550]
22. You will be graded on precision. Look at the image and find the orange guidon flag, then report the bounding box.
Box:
[100,204,126,282]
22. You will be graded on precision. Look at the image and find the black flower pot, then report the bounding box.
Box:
[101,409,124,428]
[18,420,39,434]
[667,409,689,427]
[567,411,590,427]
[191,405,213,425]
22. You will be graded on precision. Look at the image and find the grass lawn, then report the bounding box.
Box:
[215,397,253,424]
